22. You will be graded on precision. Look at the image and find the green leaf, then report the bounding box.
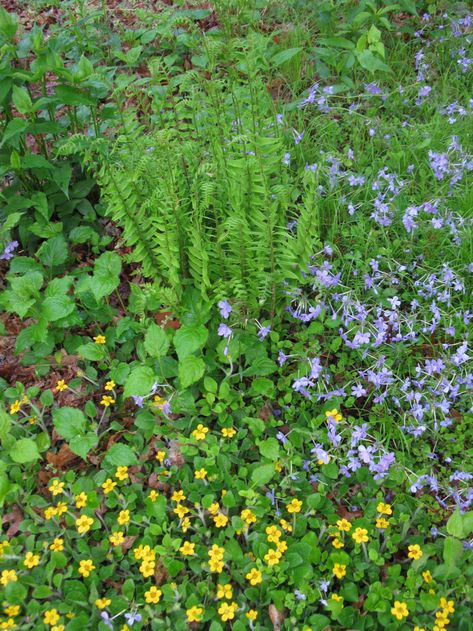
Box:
[69,433,98,460]
[178,355,205,388]
[0,407,11,442]
[0,118,28,147]
[271,47,303,67]
[144,323,170,358]
[443,536,464,567]
[318,37,355,50]
[41,295,75,321]
[446,508,464,539]
[251,463,275,487]
[52,407,87,440]
[37,235,68,267]
[0,8,18,39]
[9,437,40,463]
[124,365,156,398]
[91,251,122,300]
[77,343,105,361]
[356,49,390,73]
[104,443,139,466]
[12,85,33,114]
[258,438,280,461]
[173,324,208,359]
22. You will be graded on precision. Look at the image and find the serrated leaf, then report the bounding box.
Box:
[178,355,205,388]
[9,438,40,463]
[173,324,207,359]
[251,463,275,487]
[104,443,138,466]
[144,323,170,358]
[52,407,87,440]
[124,365,156,398]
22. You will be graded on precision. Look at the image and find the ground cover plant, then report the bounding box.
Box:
[0,1,472,630]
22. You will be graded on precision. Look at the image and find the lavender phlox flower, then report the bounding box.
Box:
[218,300,232,319]
[125,612,142,626]
[132,395,145,408]
[218,323,233,338]
[293,129,304,144]
[0,240,18,261]
[276,431,288,445]
[100,613,113,629]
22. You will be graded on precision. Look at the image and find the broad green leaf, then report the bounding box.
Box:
[69,433,98,459]
[251,463,275,487]
[271,47,303,67]
[178,355,205,388]
[42,295,75,321]
[104,443,139,466]
[77,343,105,361]
[173,324,207,359]
[446,507,464,539]
[124,365,155,398]
[52,407,87,440]
[37,235,68,267]
[443,536,464,567]
[92,251,122,300]
[9,438,40,463]
[12,85,32,114]
[356,49,390,73]
[258,437,280,461]
[144,323,170,358]
[0,407,11,442]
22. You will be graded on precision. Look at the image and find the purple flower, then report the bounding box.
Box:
[293,129,304,145]
[100,612,113,629]
[257,325,271,340]
[278,351,288,366]
[132,395,145,407]
[218,300,232,319]
[125,612,142,626]
[218,323,233,338]
[0,240,18,261]
[276,431,288,445]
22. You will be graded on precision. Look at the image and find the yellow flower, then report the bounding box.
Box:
[332,563,347,579]
[221,427,236,438]
[391,601,409,621]
[264,549,282,566]
[246,610,258,621]
[208,502,220,515]
[93,334,106,344]
[52,625,65,631]
[174,504,189,519]
[139,559,155,577]
[44,507,57,520]
[76,514,94,534]
[24,551,40,569]
[407,544,423,560]
[377,502,392,515]
[286,498,302,514]
[414,627,426,631]
[105,380,116,391]
[0,540,10,556]
[78,559,95,578]
[246,568,262,585]
[181,517,191,532]
[186,606,203,623]
[209,558,224,573]
[102,478,117,494]
[0,570,17,586]
[325,408,342,422]
[218,602,238,622]
[50,538,64,552]
[155,450,166,462]
[195,468,207,479]
[274,461,282,473]
[331,594,343,602]
[422,570,433,583]
[217,583,233,600]
[336,518,352,532]
[43,609,60,625]
[134,544,154,561]
[332,538,344,549]
[55,501,67,516]
[439,598,455,614]
[109,531,125,547]
[95,598,111,609]
[214,513,229,528]
[208,544,225,560]
[75,492,88,508]
[179,541,195,556]
[375,517,390,529]
[241,509,257,525]
[48,479,65,496]
[148,490,159,502]
[55,380,68,392]
[117,510,130,525]
[100,395,115,407]
[192,424,209,440]
[3,606,19,617]
[276,539,287,554]
[144,586,162,604]
[352,527,369,544]
[28,415,37,424]
[1,618,16,629]
[9,400,21,415]
[280,518,292,532]
[172,490,186,502]
[115,466,129,481]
